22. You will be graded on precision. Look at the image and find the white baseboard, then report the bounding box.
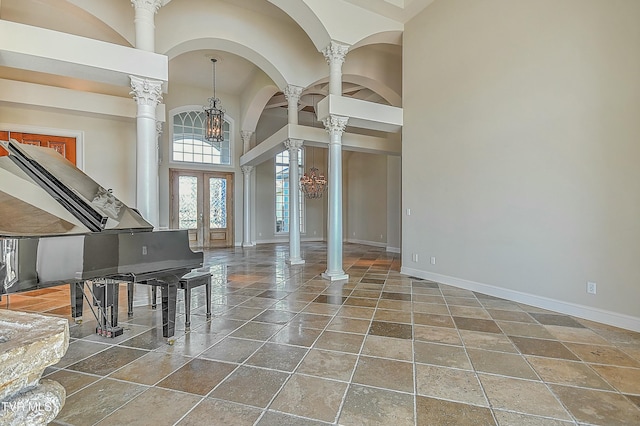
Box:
[401,267,640,333]
[386,246,401,253]
[346,238,387,248]
[255,237,325,244]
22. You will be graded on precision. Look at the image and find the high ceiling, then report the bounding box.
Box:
[0,0,405,102]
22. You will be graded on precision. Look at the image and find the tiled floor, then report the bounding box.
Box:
[3,242,640,425]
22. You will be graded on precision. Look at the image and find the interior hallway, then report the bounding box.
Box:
[2,242,640,425]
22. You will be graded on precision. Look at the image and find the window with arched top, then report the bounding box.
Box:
[171,108,232,166]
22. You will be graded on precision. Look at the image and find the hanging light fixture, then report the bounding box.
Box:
[204,58,225,142]
[300,147,327,199]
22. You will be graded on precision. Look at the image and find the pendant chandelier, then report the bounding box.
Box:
[300,148,327,199]
[204,58,225,142]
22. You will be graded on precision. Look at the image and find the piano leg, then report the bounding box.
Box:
[151,286,158,310]
[70,282,84,320]
[109,282,119,327]
[161,282,177,339]
[184,285,191,329]
[206,276,212,320]
[127,282,134,317]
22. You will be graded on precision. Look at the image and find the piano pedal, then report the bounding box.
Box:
[167,338,175,346]
[96,325,124,338]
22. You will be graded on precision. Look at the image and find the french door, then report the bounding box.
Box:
[170,169,234,248]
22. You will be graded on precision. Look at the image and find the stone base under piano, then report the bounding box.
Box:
[0,310,69,425]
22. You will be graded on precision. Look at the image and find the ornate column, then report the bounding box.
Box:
[284,85,303,125]
[322,41,349,96]
[130,75,163,227]
[240,130,253,155]
[241,165,254,248]
[322,115,349,281]
[284,139,305,265]
[130,0,162,52]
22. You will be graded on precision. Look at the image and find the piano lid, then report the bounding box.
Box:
[0,139,153,236]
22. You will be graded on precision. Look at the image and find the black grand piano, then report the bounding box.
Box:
[0,138,209,339]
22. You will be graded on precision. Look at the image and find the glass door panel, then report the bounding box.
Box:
[178,175,198,229]
[209,177,227,228]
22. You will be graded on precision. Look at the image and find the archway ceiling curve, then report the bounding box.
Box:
[270,0,403,48]
[305,75,401,108]
[2,0,132,46]
[156,0,327,90]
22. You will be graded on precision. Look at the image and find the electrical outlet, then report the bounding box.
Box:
[430,256,436,265]
[587,281,597,295]
[412,253,419,262]
[353,232,356,237]
[142,245,147,255]
[380,234,384,240]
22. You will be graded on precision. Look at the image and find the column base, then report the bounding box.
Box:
[242,242,255,248]
[287,258,306,265]
[321,271,349,282]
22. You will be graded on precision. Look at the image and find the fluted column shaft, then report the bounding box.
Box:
[130,76,162,227]
[284,139,305,265]
[241,166,254,247]
[321,116,348,281]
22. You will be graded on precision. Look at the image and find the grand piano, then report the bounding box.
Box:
[0,138,207,339]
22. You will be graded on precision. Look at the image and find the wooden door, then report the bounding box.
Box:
[170,169,234,248]
[0,131,77,164]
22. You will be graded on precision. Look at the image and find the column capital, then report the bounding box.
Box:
[284,85,304,103]
[284,138,304,151]
[322,41,349,66]
[240,130,253,155]
[322,115,348,137]
[241,165,254,175]
[130,76,163,107]
[240,130,253,144]
[131,0,162,13]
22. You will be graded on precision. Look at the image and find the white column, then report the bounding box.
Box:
[130,0,162,52]
[322,41,349,96]
[284,139,305,265]
[284,85,303,125]
[156,121,163,165]
[240,130,253,155]
[241,165,254,247]
[130,75,163,227]
[322,115,349,281]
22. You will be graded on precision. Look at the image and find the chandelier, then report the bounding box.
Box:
[300,148,327,199]
[204,58,225,142]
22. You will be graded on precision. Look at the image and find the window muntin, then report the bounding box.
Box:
[172,110,231,165]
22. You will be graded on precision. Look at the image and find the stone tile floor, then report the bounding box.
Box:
[2,242,640,425]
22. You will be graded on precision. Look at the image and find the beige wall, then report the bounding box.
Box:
[403,0,640,325]
[345,151,389,246]
[387,155,401,251]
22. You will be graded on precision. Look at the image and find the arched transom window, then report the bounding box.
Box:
[172,110,231,165]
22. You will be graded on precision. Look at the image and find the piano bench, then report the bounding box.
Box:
[145,270,212,329]
[179,270,212,328]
